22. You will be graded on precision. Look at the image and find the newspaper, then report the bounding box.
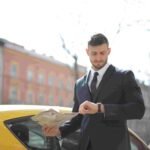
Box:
[32,108,78,127]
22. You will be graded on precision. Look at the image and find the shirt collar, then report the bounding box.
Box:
[90,63,110,78]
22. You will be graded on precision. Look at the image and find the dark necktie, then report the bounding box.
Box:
[90,72,99,97]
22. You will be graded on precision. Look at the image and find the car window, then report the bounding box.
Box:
[130,133,147,150]
[5,116,61,150]
[130,141,139,150]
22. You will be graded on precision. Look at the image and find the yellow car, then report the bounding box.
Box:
[0,105,70,150]
[0,105,149,150]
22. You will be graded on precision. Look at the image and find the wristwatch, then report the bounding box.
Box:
[97,103,101,112]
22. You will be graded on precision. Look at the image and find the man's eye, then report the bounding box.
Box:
[100,52,105,55]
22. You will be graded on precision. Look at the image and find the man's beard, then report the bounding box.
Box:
[92,61,107,70]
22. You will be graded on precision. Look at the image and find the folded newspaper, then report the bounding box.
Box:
[32,108,78,127]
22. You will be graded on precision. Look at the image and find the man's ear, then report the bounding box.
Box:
[108,48,111,55]
[86,48,89,55]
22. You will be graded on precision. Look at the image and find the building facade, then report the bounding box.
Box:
[0,38,86,106]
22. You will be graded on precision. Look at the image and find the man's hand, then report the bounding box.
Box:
[79,101,98,115]
[42,125,60,137]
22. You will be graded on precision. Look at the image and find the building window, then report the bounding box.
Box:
[48,94,54,105]
[58,79,63,90]
[48,75,54,86]
[58,95,63,106]
[27,69,34,82]
[9,86,19,103]
[66,79,73,91]
[38,93,45,104]
[26,91,34,104]
[38,73,45,84]
[10,63,18,78]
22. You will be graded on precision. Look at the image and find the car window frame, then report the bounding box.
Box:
[4,115,61,150]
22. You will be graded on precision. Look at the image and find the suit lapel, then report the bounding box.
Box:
[93,65,115,102]
[76,72,92,104]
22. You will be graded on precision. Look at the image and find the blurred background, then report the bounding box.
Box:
[0,0,150,145]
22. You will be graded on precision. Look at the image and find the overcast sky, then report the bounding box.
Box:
[0,0,150,83]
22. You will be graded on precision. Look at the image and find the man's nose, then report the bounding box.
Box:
[95,55,102,61]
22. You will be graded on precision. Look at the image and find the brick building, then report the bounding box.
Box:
[0,38,86,106]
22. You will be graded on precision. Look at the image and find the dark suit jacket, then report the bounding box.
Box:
[60,65,145,150]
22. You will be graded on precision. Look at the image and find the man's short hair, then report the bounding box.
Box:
[88,33,109,46]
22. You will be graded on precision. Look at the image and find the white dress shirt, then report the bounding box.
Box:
[88,63,110,91]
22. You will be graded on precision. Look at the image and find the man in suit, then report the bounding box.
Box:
[43,33,145,150]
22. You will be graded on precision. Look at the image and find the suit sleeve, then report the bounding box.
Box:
[104,71,145,120]
[59,83,83,138]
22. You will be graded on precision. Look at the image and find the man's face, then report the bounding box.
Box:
[86,43,111,70]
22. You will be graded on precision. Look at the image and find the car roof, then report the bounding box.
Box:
[0,105,72,121]
[0,105,58,111]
